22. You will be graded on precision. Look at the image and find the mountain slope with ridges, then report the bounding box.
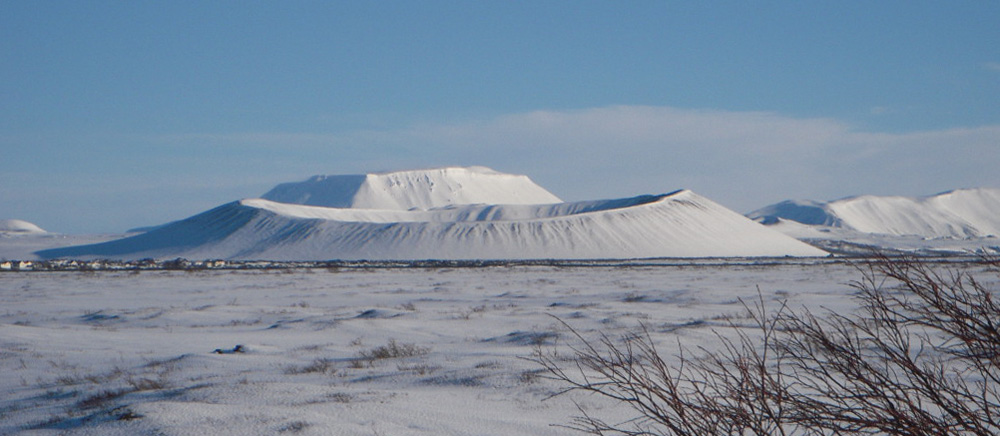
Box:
[39,190,826,260]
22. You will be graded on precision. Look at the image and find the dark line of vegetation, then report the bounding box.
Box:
[3,255,989,273]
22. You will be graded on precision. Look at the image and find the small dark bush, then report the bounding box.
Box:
[77,389,130,410]
[358,339,430,362]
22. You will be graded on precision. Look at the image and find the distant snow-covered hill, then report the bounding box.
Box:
[38,190,826,260]
[0,219,46,234]
[0,218,123,260]
[262,166,562,209]
[748,188,1000,239]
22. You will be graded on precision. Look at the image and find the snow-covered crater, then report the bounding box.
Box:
[39,192,824,260]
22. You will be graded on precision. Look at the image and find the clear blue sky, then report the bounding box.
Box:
[3,1,999,233]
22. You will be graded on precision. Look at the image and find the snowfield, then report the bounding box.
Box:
[1,260,872,435]
[4,169,998,434]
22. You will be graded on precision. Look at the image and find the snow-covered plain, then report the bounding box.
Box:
[2,260,884,435]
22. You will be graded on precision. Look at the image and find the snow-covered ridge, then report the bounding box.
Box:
[39,189,826,260]
[239,193,666,224]
[262,166,562,210]
[748,188,1000,239]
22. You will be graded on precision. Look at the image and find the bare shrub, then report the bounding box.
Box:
[279,420,312,433]
[285,358,336,375]
[532,256,1000,436]
[358,339,430,361]
[77,388,130,410]
[397,362,439,375]
[125,376,168,391]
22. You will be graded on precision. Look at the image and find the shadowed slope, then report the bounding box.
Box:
[37,202,259,259]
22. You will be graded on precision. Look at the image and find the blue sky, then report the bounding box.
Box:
[3,1,999,233]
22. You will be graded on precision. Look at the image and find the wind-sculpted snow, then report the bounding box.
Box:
[749,188,1000,239]
[262,166,562,210]
[38,190,826,260]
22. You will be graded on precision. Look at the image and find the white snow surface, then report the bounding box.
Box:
[748,188,1000,239]
[38,190,826,260]
[0,261,875,435]
[261,166,563,210]
[0,219,46,234]
[764,218,1000,256]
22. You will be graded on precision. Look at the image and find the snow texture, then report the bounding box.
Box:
[37,190,826,260]
[0,261,867,435]
[261,166,563,209]
[748,188,1000,238]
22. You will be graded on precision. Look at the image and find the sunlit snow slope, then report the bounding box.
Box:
[38,190,826,260]
[262,166,562,209]
[748,188,1000,238]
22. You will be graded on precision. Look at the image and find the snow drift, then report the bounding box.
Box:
[38,189,826,260]
[748,188,1000,239]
